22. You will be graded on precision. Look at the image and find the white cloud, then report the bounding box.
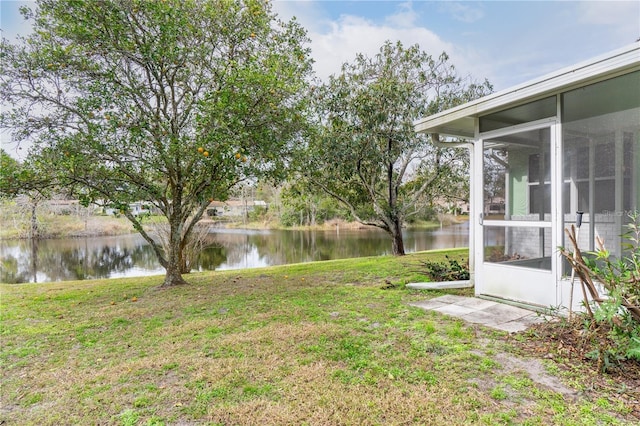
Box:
[439,1,484,24]
[311,15,453,81]
[274,1,454,81]
[578,1,638,26]
[577,1,640,41]
[385,1,419,28]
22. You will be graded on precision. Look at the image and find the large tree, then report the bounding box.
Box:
[0,149,56,239]
[0,150,21,196]
[0,0,313,286]
[303,41,491,255]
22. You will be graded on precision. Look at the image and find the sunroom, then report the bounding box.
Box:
[415,43,640,310]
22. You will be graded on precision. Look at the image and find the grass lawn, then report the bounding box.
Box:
[1,249,637,425]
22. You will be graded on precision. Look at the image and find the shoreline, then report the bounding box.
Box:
[1,214,465,241]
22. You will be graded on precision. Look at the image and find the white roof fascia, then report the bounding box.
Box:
[415,42,640,137]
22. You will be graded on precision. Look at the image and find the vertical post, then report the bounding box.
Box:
[569,210,584,319]
[588,138,595,251]
[635,132,640,211]
[468,139,475,288]
[614,130,623,257]
[473,121,483,295]
[538,131,546,255]
[634,132,640,212]
[552,114,563,307]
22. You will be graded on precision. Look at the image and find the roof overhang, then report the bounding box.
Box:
[414,42,640,139]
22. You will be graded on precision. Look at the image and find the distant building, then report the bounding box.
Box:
[206,200,267,218]
[104,201,155,217]
[431,197,470,215]
[484,198,505,216]
[45,199,82,215]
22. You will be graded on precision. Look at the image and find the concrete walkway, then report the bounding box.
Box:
[409,294,547,333]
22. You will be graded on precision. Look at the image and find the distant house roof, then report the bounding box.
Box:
[208,200,241,208]
[414,42,640,138]
[207,200,266,208]
[47,199,80,206]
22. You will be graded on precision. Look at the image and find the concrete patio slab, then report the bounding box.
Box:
[431,294,470,304]
[481,303,537,323]
[409,295,545,333]
[434,304,477,316]
[460,310,501,325]
[455,298,497,310]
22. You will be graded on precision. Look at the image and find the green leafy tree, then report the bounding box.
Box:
[0,150,21,197]
[1,0,313,286]
[280,182,346,227]
[302,41,491,255]
[0,149,56,239]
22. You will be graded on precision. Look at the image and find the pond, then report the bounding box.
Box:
[0,223,478,283]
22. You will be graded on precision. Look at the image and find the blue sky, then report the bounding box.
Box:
[2,1,638,89]
[271,0,640,89]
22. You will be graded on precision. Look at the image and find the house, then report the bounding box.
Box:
[430,196,470,216]
[104,201,154,216]
[45,199,81,215]
[206,200,267,218]
[414,43,640,310]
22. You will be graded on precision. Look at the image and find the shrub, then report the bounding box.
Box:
[247,206,268,222]
[415,255,470,281]
[560,212,640,372]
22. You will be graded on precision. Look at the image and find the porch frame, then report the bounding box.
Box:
[415,42,640,309]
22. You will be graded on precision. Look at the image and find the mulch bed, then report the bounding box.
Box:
[510,318,640,420]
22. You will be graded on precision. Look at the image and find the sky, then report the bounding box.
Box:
[270,0,640,88]
[1,0,639,156]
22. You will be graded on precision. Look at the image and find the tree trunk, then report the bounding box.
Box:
[390,218,405,256]
[30,200,38,240]
[163,263,188,287]
[162,217,189,286]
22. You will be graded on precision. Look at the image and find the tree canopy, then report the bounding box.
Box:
[302,41,492,255]
[0,0,313,286]
[0,150,21,197]
[0,149,59,239]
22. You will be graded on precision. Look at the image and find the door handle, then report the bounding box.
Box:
[479,213,483,225]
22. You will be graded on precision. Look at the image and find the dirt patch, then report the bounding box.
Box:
[511,320,640,419]
[492,352,578,398]
[473,338,578,398]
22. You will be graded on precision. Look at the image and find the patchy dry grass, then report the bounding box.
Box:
[1,249,637,425]
[0,213,136,239]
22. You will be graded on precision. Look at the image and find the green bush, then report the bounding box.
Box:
[416,255,470,281]
[247,206,268,222]
[561,212,640,372]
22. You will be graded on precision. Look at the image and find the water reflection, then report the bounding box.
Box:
[1,223,474,283]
